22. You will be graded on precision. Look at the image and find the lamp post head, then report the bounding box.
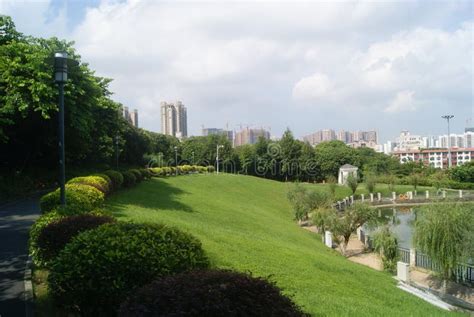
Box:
[441,115,454,120]
[54,52,68,83]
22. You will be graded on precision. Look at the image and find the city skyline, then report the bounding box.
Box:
[2,1,472,143]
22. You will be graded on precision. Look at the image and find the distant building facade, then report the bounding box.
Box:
[160,101,187,139]
[392,148,474,169]
[234,128,270,146]
[202,128,234,143]
[123,106,139,128]
[304,129,377,147]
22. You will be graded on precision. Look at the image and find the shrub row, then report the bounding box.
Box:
[149,164,215,176]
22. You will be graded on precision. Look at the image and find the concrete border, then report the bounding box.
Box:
[24,255,34,317]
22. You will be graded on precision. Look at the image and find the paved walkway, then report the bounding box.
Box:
[0,196,40,317]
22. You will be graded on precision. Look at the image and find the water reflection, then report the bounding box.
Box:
[364,207,417,249]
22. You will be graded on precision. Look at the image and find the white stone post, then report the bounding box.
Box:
[442,191,446,198]
[378,209,381,217]
[459,190,463,198]
[350,195,354,204]
[397,262,410,282]
[377,192,381,201]
[325,231,333,248]
[370,193,374,202]
[408,191,413,200]
[392,208,396,216]
[361,194,365,202]
[414,190,417,196]
[356,227,362,241]
[409,248,416,267]
[426,190,429,199]
[392,192,396,200]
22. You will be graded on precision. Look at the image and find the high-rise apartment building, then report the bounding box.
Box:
[160,101,188,139]
[303,129,336,146]
[123,106,139,128]
[234,128,270,147]
[202,128,234,144]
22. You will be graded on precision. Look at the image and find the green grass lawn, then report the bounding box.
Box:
[105,174,463,316]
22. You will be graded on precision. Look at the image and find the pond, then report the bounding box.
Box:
[363,207,418,249]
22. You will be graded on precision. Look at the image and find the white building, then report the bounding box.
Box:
[338,164,358,185]
[160,101,188,139]
[394,131,423,151]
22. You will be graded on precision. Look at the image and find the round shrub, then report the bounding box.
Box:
[122,171,136,187]
[139,168,152,179]
[67,176,110,195]
[36,214,115,267]
[119,270,308,317]
[48,222,209,315]
[29,211,64,267]
[129,169,143,182]
[94,173,113,189]
[40,184,105,215]
[103,170,124,190]
[207,165,215,173]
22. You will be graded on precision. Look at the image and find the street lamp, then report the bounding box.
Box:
[174,146,178,175]
[191,151,195,165]
[441,115,454,168]
[216,145,224,174]
[55,52,68,206]
[115,135,119,170]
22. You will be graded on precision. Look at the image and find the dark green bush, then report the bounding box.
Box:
[40,184,104,215]
[129,169,143,182]
[94,173,113,190]
[119,269,308,317]
[67,176,110,194]
[139,168,152,179]
[207,165,215,173]
[122,171,136,187]
[29,211,64,267]
[103,170,124,189]
[36,214,115,267]
[48,222,209,315]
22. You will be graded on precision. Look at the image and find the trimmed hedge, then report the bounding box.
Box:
[48,222,209,315]
[129,169,143,182]
[40,184,104,215]
[119,270,308,317]
[122,171,136,187]
[29,211,64,267]
[104,170,124,189]
[67,176,110,195]
[36,214,115,267]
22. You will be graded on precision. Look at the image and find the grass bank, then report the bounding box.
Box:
[105,174,462,316]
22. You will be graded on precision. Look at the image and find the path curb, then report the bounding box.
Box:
[24,255,34,317]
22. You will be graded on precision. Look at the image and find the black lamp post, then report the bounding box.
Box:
[174,146,178,175]
[55,52,68,206]
[115,135,119,170]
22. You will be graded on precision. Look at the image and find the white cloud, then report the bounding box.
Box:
[2,0,472,141]
[384,90,417,113]
[292,73,333,101]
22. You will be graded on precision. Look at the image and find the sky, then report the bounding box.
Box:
[1,0,473,143]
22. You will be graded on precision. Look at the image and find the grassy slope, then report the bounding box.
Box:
[106,174,460,317]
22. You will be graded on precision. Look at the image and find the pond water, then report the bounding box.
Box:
[364,207,417,249]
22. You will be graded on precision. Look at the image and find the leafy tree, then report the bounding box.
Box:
[346,174,358,194]
[287,184,332,222]
[449,161,474,183]
[365,174,376,193]
[408,173,422,191]
[330,203,376,256]
[279,129,301,181]
[326,175,337,198]
[372,226,399,272]
[414,203,473,289]
[315,141,360,180]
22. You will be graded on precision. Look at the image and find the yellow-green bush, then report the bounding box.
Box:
[40,184,105,215]
[67,176,110,194]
